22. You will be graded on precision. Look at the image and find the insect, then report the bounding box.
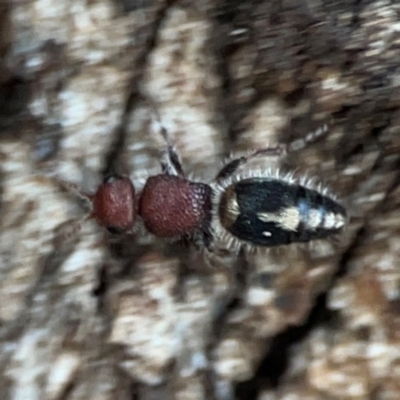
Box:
[57,116,347,252]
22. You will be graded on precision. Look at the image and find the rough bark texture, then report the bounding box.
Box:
[1,0,400,399]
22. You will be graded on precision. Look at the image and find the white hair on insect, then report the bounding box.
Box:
[210,152,343,252]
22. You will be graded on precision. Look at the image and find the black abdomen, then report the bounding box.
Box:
[218,178,347,247]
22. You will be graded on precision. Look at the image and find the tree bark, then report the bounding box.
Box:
[1,1,399,399]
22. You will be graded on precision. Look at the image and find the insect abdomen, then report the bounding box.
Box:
[218,178,347,247]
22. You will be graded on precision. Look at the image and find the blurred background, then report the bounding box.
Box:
[0,0,399,399]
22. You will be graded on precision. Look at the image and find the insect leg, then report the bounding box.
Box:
[146,98,185,177]
[215,145,287,184]
[153,121,184,177]
[287,122,330,152]
[215,121,331,184]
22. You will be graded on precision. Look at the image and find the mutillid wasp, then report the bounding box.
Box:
[55,111,346,253]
